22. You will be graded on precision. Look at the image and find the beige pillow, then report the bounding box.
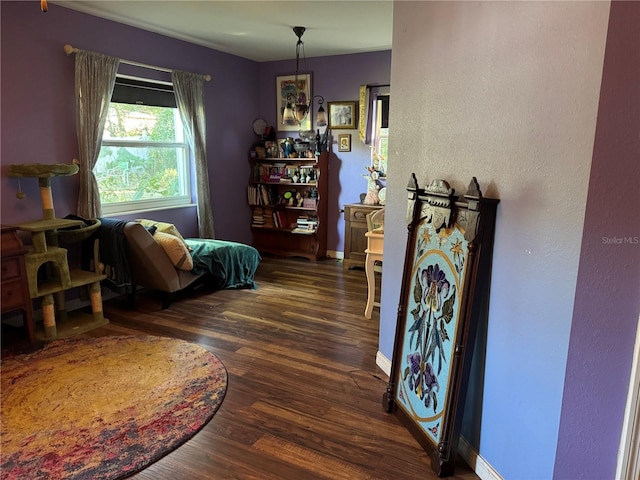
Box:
[153,231,193,270]
[136,219,191,250]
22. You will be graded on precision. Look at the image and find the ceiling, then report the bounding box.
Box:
[52,1,394,62]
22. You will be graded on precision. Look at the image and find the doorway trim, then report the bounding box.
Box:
[616,315,640,479]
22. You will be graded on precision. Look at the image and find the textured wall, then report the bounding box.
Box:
[555,1,640,478]
[383,1,610,478]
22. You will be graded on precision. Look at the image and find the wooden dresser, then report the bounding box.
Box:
[1,225,34,343]
[343,203,383,269]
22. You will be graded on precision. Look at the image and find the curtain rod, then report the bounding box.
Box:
[63,44,211,82]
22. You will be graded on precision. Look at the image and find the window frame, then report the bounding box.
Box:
[97,75,193,216]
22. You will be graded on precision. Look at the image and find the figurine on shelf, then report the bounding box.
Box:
[362,166,381,205]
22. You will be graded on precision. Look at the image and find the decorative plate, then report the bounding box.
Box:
[253,118,267,136]
[378,187,387,205]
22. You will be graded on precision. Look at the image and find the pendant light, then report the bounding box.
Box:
[282,27,308,126]
[282,27,327,129]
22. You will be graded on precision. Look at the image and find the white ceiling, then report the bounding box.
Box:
[52,1,393,62]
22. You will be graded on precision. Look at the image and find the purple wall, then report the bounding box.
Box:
[258,52,391,253]
[1,2,391,256]
[1,1,258,241]
[555,2,640,478]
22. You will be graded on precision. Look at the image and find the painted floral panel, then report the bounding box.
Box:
[395,218,469,445]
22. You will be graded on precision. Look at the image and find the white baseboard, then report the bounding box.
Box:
[376,351,501,480]
[376,350,392,376]
[327,250,344,260]
[458,436,503,480]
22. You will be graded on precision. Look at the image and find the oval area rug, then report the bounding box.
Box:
[1,335,227,479]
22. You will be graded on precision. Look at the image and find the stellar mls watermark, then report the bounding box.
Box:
[602,236,639,245]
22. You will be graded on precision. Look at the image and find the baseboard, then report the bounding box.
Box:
[376,350,501,480]
[458,436,503,480]
[326,250,344,260]
[376,350,391,376]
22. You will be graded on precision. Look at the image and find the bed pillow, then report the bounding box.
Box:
[135,219,190,250]
[153,231,194,271]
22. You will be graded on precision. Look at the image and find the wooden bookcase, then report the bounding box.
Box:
[248,151,328,261]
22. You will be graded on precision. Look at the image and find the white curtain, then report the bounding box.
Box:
[74,50,119,218]
[171,71,215,239]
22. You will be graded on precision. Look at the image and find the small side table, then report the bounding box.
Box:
[1,225,34,343]
[364,230,384,319]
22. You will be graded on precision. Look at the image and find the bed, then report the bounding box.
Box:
[186,238,261,290]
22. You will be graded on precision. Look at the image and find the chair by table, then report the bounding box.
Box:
[364,209,384,319]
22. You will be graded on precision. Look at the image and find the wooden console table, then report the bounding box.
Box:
[1,225,35,343]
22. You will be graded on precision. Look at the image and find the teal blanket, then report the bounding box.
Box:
[185,238,261,290]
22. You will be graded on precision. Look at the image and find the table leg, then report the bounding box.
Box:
[364,251,375,319]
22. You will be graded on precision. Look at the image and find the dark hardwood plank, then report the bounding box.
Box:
[5,256,479,480]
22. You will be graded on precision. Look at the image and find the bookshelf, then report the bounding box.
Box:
[248,151,328,261]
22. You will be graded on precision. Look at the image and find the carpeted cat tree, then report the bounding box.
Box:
[9,163,108,339]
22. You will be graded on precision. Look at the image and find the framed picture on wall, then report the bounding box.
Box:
[276,74,311,131]
[338,134,351,152]
[328,101,357,129]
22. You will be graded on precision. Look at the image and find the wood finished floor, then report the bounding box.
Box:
[6,256,479,480]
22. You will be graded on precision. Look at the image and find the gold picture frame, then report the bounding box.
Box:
[338,133,351,152]
[328,101,357,129]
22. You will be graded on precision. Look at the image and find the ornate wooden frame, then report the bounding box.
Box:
[383,174,499,477]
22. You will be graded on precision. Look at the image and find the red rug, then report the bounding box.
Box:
[1,335,227,479]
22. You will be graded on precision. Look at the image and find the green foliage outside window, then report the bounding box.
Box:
[96,103,188,205]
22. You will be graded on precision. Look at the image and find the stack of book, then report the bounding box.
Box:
[251,207,265,227]
[262,207,275,228]
[291,216,318,235]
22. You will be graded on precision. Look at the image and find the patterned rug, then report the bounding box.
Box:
[1,335,227,479]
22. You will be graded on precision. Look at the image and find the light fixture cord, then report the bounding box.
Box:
[295,38,304,95]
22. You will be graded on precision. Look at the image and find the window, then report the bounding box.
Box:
[95,76,191,215]
[371,94,389,177]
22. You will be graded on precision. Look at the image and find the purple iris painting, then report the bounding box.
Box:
[403,261,457,413]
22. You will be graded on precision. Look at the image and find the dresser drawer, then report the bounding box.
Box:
[1,278,27,311]
[1,257,21,280]
[348,205,379,223]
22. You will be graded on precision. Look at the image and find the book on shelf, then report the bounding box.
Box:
[291,227,316,235]
[296,215,318,226]
[262,206,275,228]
